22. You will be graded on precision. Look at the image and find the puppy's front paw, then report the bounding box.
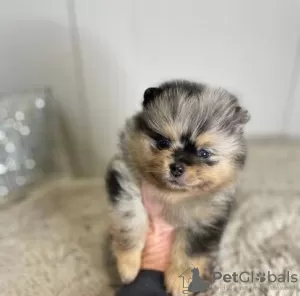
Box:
[165,264,193,296]
[116,248,142,284]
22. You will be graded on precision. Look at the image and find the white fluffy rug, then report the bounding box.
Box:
[0,140,299,295]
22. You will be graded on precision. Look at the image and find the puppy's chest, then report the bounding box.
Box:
[163,198,220,229]
[141,182,220,228]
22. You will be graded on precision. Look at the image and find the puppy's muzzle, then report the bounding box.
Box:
[169,163,185,177]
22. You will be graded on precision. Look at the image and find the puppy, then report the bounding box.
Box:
[106,80,250,295]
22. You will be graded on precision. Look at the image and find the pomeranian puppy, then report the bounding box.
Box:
[106,80,250,295]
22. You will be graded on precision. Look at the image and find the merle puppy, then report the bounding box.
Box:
[106,80,250,295]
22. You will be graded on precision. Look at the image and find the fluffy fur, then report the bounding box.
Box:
[105,80,250,295]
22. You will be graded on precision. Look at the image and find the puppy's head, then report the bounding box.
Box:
[126,80,250,192]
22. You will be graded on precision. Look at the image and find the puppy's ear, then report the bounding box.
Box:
[231,106,250,133]
[234,106,250,125]
[143,87,162,108]
[227,94,250,128]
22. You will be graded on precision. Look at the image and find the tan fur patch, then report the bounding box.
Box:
[162,124,179,141]
[165,265,192,296]
[113,241,142,284]
[165,230,190,295]
[195,132,216,147]
[184,159,236,191]
[127,132,173,187]
[189,256,212,280]
[165,230,212,295]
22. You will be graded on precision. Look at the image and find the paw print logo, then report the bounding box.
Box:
[256,272,266,282]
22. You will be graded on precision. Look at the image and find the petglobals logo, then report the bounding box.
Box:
[179,268,298,294]
[212,271,298,284]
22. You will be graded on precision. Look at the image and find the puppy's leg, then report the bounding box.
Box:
[165,229,193,296]
[165,230,213,296]
[106,158,148,284]
[165,216,228,296]
[111,200,148,284]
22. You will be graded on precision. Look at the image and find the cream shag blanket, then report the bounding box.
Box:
[0,140,299,295]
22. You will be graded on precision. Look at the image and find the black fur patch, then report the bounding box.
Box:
[173,147,217,167]
[235,153,246,167]
[186,208,232,256]
[120,227,132,234]
[106,170,122,203]
[180,134,198,155]
[204,159,218,166]
[173,149,195,166]
[180,133,191,144]
[143,87,162,108]
[123,211,134,218]
[135,115,150,133]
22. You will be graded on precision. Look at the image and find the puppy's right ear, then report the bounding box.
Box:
[143,87,162,108]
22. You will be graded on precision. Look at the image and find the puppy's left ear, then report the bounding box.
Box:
[233,106,250,131]
[143,87,162,108]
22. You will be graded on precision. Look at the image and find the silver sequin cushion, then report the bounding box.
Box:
[0,89,71,206]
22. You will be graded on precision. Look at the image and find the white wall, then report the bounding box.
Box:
[285,42,300,136]
[0,0,300,175]
[135,0,300,135]
[74,0,140,173]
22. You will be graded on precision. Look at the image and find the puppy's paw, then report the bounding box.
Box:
[116,248,142,284]
[165,264,193,296]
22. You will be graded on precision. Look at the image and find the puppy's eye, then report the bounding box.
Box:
[156,138,171,150]
[197,148,210,158]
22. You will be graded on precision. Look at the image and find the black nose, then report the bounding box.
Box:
[170,163,185,177]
